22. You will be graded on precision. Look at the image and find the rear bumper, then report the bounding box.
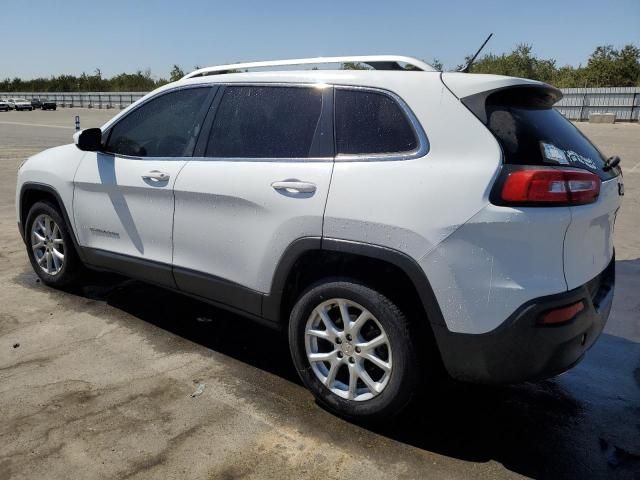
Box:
[433,256,615,383]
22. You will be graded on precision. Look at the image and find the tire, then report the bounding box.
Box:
[25,201,85,287]
[289,279,420,421]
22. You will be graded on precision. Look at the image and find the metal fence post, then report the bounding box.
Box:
[579,91,588,121]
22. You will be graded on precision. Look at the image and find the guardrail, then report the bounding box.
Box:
[1,87,639,121]
[0,92,146,109]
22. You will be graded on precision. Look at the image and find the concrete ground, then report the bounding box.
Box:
[0,109,638,479]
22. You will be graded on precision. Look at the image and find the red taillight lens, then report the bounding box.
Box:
[540,301,585,325]
[501,169,600,205]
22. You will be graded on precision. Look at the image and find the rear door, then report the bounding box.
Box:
[73,86,214,286]
[172,84,334,315]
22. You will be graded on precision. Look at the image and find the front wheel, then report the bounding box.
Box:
[289,280,420,421]
[25,201,85,287]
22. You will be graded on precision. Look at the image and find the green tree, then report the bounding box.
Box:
[169,64,185,82]
[469,44,556,83]
[342,62,370,70]
[430,58,443,71]
[583,44,640,87]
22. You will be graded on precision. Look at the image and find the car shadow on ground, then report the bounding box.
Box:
[17,259,640,479]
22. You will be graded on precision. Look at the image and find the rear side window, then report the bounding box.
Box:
[483,88,618,180]
[105,87,211,157]
[206,86,323,158]
[335,89,418,155]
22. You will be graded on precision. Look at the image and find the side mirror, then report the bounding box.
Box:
[74,128,102,151]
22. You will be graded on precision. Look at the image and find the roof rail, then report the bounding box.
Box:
[182,55,436,79]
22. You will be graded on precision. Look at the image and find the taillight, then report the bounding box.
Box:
[500,168,600,205]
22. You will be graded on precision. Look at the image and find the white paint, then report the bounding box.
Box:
[564,178,620,289]
[441,72,548,98]
[15,144,85,233]
[420,205,571,334]
[172,160,332,292]
[73,153,187,264]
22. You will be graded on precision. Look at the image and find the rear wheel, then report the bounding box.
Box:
[25,201,85,287]
[289,280,420,421]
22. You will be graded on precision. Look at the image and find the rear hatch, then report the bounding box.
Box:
[442,73,623,290]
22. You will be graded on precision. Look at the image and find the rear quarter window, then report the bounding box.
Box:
[335,89,418,155]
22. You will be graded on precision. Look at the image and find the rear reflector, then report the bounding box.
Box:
[540,301,585,325]
[501,168,600,205]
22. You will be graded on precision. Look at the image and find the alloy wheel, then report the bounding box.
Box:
[31,214,65,275]
[304,298,392,401]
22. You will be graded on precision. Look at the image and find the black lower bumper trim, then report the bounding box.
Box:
[433,257,615,384]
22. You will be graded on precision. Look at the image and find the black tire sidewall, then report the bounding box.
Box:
[25,201,82,287]
[289,280,418,421]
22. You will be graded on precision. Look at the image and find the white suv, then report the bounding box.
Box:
[16,56,623,420]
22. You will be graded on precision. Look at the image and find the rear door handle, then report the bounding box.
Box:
[142,170,170,182]
[271,180,316,194]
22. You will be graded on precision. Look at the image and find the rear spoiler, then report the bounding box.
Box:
[441,72,562,124]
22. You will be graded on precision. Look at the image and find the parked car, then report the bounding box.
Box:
[9,98,33,111]
[15,55,623,420]
[0,99,9,111]
[41,99,57,110]
[31,98,42,109]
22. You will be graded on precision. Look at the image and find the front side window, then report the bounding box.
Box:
[335,89,418,155]
[205,86,323,158]
[105,87,210,157]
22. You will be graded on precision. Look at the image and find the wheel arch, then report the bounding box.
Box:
[19,183,84,260]
[263,237,448,333]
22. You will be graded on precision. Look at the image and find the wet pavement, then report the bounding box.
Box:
[0,111,638,479]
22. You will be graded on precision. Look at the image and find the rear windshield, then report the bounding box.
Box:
[480,88,619,180]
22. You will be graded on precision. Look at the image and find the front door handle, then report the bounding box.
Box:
[142,170,170,182]
[271,180,316,194]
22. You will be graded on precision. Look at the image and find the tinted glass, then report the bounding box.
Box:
[105,87,210,157]
[206,86,323,158]
[485,89,619,180]
[335,89,418,155]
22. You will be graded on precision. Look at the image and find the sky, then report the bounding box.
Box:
[1,0,639,79]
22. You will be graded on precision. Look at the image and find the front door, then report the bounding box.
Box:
[73,86,214,286]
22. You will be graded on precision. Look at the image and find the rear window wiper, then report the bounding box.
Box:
[603,156,621,172]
